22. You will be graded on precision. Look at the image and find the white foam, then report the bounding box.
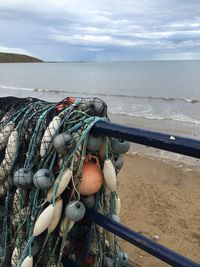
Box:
[109,106,200,126]
[1,84,200,126]
[0,85,35,91]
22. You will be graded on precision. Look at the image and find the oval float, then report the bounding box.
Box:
[103,159,117,192]
[40,116,61,158]
[46,168,72,202]
[21,255,33,267]
[33,204,55,236]
[48,198,63,233]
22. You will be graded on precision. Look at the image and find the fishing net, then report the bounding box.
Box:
[0,96,130,267]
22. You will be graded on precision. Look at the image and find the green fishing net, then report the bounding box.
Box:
[0,96,129,267]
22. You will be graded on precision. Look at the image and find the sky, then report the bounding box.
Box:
[0,0,200,61]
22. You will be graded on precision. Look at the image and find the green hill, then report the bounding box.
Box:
[0,52,43,63]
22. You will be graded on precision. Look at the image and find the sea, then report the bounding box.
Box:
[0,61,200,166]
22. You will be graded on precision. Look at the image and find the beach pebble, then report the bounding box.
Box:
[111,214,121,223]
[152,234,160,240]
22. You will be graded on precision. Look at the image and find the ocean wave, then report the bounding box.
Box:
[0,85,199,104]
[109,110,200,126]
[32,89,200,104]
[1,84,199,125]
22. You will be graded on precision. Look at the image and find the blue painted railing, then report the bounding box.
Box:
[92,121,200,159]
[63,121,200,267]
[85,209,200,267]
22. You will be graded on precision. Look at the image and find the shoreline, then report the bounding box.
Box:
[0,84,199,140]
[109,113,200,139]
[117,153,200,266]
[127,144,200,170]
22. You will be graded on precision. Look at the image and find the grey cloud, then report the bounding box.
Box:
[0,0,200,60]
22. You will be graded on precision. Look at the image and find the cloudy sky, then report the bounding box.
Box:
[0,0,200,61]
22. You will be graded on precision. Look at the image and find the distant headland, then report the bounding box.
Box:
[0,52,43,63]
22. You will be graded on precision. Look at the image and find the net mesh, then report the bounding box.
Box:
[0,96,129,267]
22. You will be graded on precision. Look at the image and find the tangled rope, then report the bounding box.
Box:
[0,96,130,267]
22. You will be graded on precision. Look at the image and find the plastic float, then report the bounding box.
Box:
[0,96,199,267]
[0,97,129,267]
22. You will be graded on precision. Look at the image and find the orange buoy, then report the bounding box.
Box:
[78,155,103,195]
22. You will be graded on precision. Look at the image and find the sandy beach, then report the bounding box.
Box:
[117,153,200,266]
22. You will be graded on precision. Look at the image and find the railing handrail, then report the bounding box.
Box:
[92,121,200,159]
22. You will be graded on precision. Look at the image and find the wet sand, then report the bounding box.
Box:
[117,153,200,266]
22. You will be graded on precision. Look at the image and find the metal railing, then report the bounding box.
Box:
[63,121,200,267]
